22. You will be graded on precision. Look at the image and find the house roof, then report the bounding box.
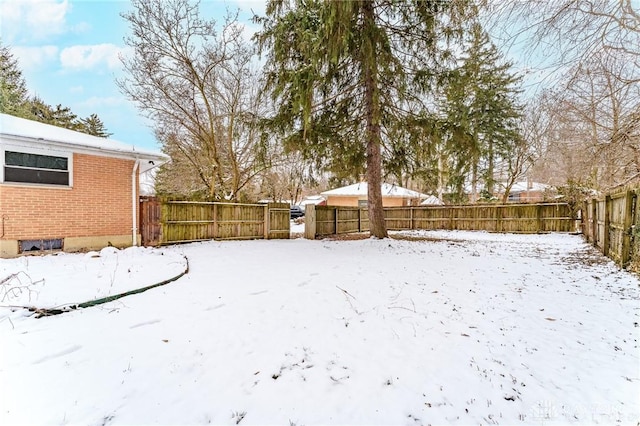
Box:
[0,113,168,172]
[321,182,430,198]
[465,181,552,195]
[299,195,326,206]
[420,195,445,205]
[505,181,551,193]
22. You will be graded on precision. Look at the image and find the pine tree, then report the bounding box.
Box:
[29,96,112,136]
[80,113,112,138]
[441,22,524,202]
[0,43,29,117]
[29,98,88,133]
[29,96,54,123]
[256,0,471,237]
[2,42,111,137]
[51,104,82,131]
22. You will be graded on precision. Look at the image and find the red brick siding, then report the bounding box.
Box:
[0,153,136,239]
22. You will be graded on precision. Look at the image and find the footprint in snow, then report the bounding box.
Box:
[129,319,162,329]
[206,303,226,311]
[32,345,82,364]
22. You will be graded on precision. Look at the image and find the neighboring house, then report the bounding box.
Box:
[321,182,432,207]
[464,180,553,203]
[420,195,445,206]
[502,181,552,203]
[0,113,168,257]
[299,195,326,207]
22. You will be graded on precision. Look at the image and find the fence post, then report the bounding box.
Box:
[263,204,269,239]
[358,208,362,232]
[160,201,168,245]
[449,206,454,230]
[621,190,634,267]
[591,199,598,248]
[212,203,218,239]
[603,195,611,257]
[410,206,414,230]
[304,204,316,240]
[582,201,588,239]
[536,204,543,233]
[333,207,338,235]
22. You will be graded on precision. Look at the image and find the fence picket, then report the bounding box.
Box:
[308,203,574,239]
[140,199,290,245]
[582,188,638,269]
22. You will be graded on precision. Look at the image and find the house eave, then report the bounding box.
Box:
[0,133,168,170]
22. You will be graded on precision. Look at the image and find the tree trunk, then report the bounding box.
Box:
[502,181,514,203]
[470,161,478,203]
[437,152,445,201]
[487,138,494,195]
[362,0,387,238]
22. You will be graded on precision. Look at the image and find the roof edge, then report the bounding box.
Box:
[0,132,168,163]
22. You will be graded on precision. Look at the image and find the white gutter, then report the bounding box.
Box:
[132,160,140,246]
[1,133,168,163]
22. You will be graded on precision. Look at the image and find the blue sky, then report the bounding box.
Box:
[0,0,562,153]
[1,0,265,151]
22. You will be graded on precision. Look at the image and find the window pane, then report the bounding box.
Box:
[5,151,68,170]
[19,239,63,252]
[4,166,69,185]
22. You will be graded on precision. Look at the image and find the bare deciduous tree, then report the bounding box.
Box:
[118,0,268,200]
[490,1,640,85]
[529,52,639,190]
[490,1,640,190]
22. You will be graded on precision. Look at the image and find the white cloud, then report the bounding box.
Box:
[59,44,126,71]
[70,20,91,35]
[11,45,59,71]
[0,1,22,21]
[69,85,84,94]
[0,0,70,42]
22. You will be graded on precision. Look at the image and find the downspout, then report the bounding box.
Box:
[132,159,140,246]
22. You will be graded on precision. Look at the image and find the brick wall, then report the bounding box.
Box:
[0,153,136,239]
[325,195,409,207]
[325,196,360,207]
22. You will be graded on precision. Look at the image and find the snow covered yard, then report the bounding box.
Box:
[0,231,638,425]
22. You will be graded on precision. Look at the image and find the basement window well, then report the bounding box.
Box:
[19,239,63,253]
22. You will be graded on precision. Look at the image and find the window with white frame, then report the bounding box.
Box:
[3,150,71,186]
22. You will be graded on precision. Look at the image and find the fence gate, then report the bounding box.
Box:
[140,196,161,246]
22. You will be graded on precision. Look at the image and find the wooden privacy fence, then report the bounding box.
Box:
[305,202,574,239]
[139,198,290,245]
[582,187,638,268]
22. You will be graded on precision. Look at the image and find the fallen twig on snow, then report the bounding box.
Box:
[0,271,44,303]
[2,255,190,318]
[336,285,361,315]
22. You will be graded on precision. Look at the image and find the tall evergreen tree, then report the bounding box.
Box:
[29,95,54,123]
[441,22,523,201]
[50,104,82,131]
[1,42,111,137]
[256,0,471,237]
[0,43,29,117]
[29,98,103,135]
[80,113,112,137]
